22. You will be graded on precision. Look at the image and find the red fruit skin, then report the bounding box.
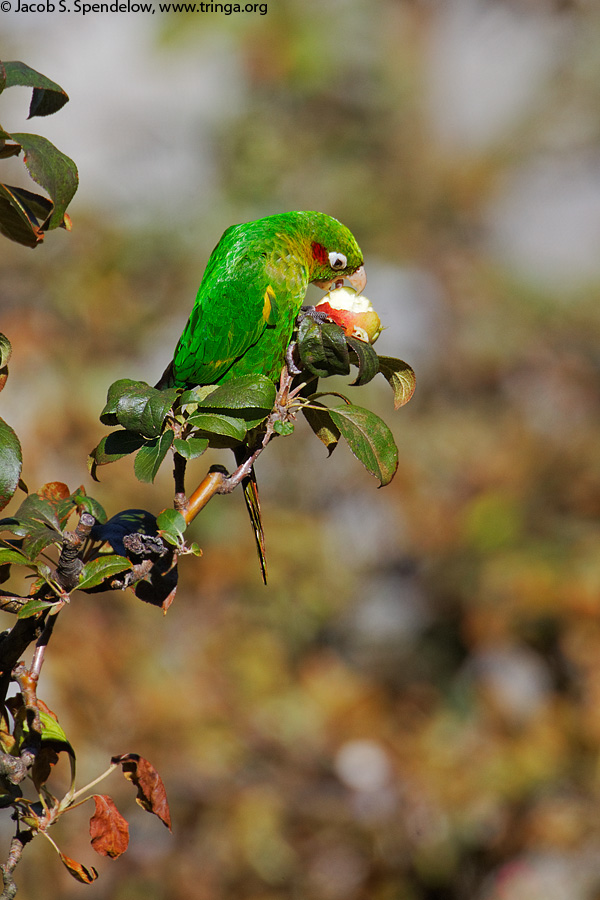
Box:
[316,301,382,343]
[316,301,356,336]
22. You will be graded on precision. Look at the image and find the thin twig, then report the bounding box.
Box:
[0,833,32,900]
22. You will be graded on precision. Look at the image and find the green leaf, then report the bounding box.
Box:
[37,710,72,749]
[133,431,174,484]
[88,430,147,479]
[346,336,380,386]
[77,555,132,591]
[186,412,247,442]
[3,490,66,560]
[297,318,350,378]
[69,487,107,524]
[327,404,398,486]
[0,333,12,369]
[0,547,28,566]
[0,418,22,513]
[0,183,51,247]
[273,421,294,436]
[377,356,416,409]
[173,437,209,460]
[10,133,77,231]
[100,380,177,438]
[2,61,69,117]
[156,509,186,546]
[17,598,59,619]
[302,405,340,455]
[194,375,277,413]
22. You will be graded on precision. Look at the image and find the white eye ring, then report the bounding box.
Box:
[328,251,347,270]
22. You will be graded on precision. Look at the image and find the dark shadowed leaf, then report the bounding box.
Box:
[59,853,98,884]
[112,753,172,830]
[347,336,380,386]
[100,380,177,438]
[2,61,69,117]
[377,356,416,409]
[10,133,77,230]
[0,183,52,247]
[90,795,130,859]
[88,430,147,479]
[133,431,174,484]
[100,379,146,423]
[302,406,341,455]
[77,556,132,591]
[31,746,59,792]
[328,404,398,486]
[90,509,158,554]
[0,418,22,512]
[297,318,351,378]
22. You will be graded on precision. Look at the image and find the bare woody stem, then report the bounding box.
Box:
[0,834,33,900]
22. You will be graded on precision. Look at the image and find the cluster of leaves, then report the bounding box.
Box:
[0,329,176,891]
[0,60,78,247]
[89,315,415,490]
[0,691,171,885]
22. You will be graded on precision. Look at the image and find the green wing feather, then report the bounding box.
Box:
[171,217,310,388]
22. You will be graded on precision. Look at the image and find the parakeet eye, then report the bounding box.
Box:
[328,252,347,270]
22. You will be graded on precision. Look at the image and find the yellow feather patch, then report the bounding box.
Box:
[262,285,276,324]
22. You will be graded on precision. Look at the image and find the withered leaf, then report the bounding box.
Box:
[111,753,171,831]
[31,746,59,792]
[59,852,98,884]
[90,794,129,859]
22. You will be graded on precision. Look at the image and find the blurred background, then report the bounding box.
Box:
[3,1,600,897]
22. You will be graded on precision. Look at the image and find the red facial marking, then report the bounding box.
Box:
[311,241,328,266]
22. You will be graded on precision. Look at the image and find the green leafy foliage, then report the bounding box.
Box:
[0,59,77,247]
[91,374,279,483]
[186,374,276,412]
[77,556,132,591]
[0,418,22,514]
[100,380,178,438]
[156,509,187,546]
[133,431,174,484]
[0,61,69,118]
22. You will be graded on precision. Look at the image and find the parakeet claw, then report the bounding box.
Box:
[285,342,302,375]
[297,305,329,325]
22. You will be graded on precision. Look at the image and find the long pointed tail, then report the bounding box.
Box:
[235,447,267,584]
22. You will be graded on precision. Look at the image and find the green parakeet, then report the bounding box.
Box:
[158,211,366,389]
[157,211,366,582]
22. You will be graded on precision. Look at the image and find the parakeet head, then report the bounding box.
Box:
[299,211,366,294]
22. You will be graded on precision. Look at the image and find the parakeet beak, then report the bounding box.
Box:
[348,265,367,294]
[313,264,367,294]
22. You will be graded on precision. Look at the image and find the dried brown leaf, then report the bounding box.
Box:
[90,794,130,859]
[111,753,172,831]
[59,853,98,884]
